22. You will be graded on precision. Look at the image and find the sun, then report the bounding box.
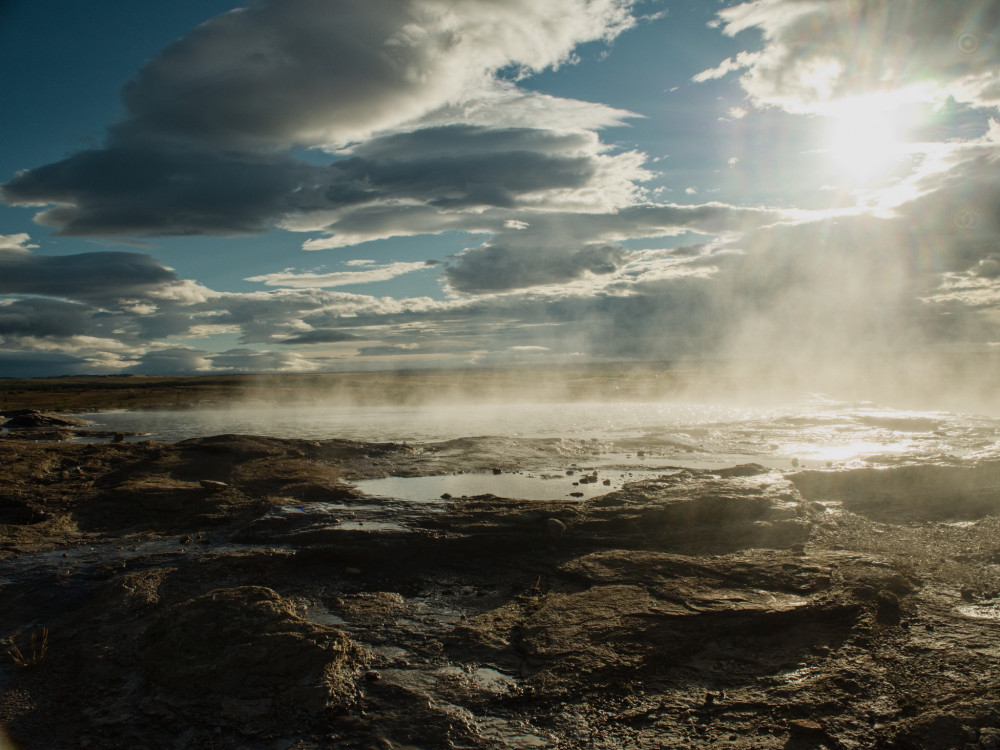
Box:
[822,96,906,184]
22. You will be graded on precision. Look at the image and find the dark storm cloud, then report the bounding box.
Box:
[0,249,177,301]
[0,298,90,338]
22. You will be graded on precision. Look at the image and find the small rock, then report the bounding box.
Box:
[200,480,229,491]
[789,719,827,738]
[545,518,567,541]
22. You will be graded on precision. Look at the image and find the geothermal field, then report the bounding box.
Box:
[2,370,1000,749]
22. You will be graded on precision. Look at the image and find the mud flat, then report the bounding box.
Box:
[2,433,1000,749]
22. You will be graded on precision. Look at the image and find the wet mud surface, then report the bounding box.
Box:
[2,434,1000,748]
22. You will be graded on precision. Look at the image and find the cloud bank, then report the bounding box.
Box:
[2,0,641,242]
[2,0,1000,381]
[702,0,1000,114]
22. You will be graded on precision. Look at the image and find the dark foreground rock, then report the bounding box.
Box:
[2,436,1000,748]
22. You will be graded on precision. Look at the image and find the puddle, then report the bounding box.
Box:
[957,601,1000,619]
[354,468,676,502]
[269,500,439,533]
[300,605,346,627]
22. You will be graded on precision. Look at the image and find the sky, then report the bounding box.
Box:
[1,0,999,379]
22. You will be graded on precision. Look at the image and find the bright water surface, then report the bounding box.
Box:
[73,395,1000,501]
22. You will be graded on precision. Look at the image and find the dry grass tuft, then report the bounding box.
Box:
[7,628,48,668]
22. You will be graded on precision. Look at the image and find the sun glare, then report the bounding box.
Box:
[823,98,906,184]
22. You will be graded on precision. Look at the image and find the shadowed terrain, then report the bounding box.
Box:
[2,430,1000,749]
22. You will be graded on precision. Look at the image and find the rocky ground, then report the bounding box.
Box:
[2,425,1000,749]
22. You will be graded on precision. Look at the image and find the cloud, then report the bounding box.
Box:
[702,0,1000,113]
[113,0,635,150]
[443,203,785,293]
[0,248,178,302]
[1,145,322,237]
[0,298,91,339]
[209,347,319,373]
[247,261,434,289]
[0,233,37,253]
[130,347,213,375]
[447,242,628,293]
[3,123,647,240]
[2,0,641,242]
[276,330,363,345]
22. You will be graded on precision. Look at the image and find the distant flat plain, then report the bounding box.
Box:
[2,352,999,414]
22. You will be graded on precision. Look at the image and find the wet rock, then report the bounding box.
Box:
[4,432,1000,750]
[790,462,1000,522]
[199,479,228,491]
[140,586,364,715]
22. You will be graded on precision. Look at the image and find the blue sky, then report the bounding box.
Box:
[1,0,998,376]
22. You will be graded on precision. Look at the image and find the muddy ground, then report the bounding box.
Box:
[2,430,1000,749]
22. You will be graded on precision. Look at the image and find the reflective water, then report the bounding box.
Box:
[77,395,1000,472]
